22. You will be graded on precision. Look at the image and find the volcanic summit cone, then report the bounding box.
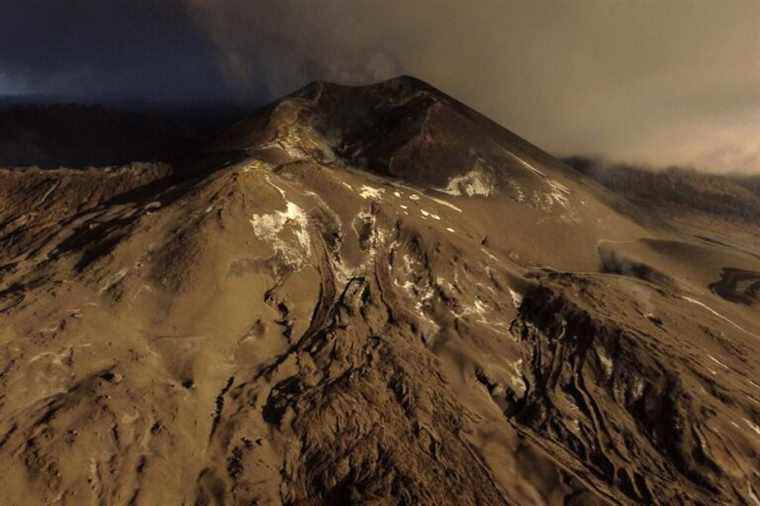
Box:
[1,77,759,505]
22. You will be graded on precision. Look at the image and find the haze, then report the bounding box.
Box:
[2,0,758,172]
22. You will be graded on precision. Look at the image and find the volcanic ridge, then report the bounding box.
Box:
[1,76,759,505]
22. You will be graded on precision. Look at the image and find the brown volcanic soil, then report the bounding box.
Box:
[1,77,759,505]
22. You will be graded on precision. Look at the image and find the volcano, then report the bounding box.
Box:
[1,76,759,505]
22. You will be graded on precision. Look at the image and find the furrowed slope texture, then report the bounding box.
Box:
[1,77,759,505]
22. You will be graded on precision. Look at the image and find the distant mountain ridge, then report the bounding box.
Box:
[0,101,254,169]
[564,155,760,221]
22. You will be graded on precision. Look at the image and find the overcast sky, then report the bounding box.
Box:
[2,1,759,172]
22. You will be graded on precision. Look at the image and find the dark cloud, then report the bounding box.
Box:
[0,0,228,100]
[3,1,760,172]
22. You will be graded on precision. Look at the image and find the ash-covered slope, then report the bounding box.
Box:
[1,77,759,505]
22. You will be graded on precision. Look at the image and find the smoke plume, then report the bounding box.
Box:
[2,1,759,172]
[187,0,760,173]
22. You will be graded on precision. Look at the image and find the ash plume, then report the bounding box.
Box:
[187,0,760,173]
[1,1,759,172]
